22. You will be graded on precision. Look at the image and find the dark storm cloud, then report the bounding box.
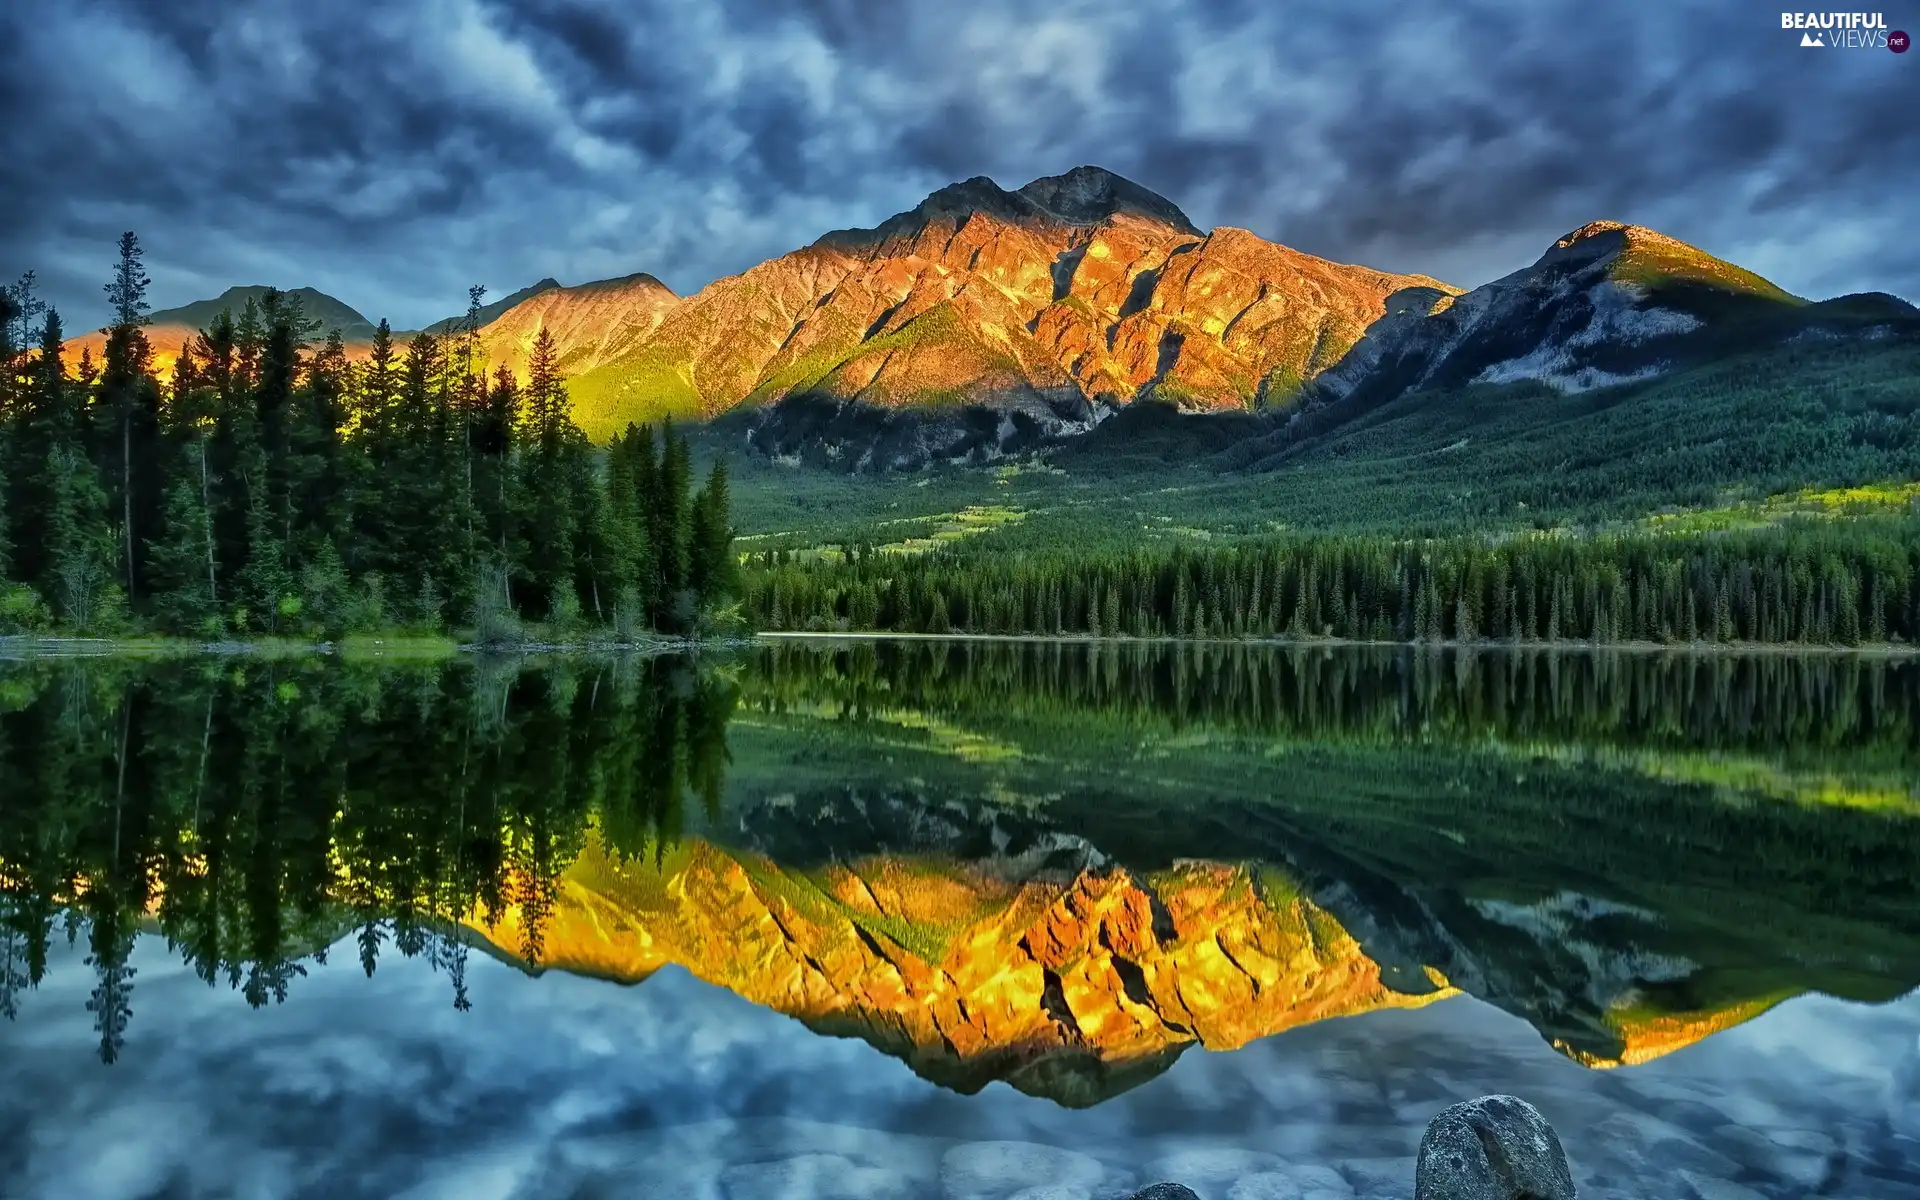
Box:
[3,0,1915,333]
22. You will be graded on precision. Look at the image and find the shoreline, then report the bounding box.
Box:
[0,633,753,661]
[5,631,1915,659]
[756,630,1920,657]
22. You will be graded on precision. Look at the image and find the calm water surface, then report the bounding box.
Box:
[1,642,1917,1199]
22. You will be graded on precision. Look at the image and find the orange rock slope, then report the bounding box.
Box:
[62,168,1456,442]
[565,167,1457,429]
[461,836,1456,1105]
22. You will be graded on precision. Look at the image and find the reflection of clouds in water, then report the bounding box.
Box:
[2,935,1918,1200]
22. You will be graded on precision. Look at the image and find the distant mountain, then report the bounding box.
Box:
[151,284,380,340]
[65,284,379,377]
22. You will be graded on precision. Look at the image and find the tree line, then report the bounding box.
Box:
[0,236,736,640]
[0,655,736,1061]
[746,638,1920,765]
[743,517,1920,647]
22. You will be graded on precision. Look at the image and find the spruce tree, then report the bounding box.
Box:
[291,329,350,553]
[195,308,252,593]
[522,327,577,620]
[689,459,735,614]
[149,468,219,634]
[628,423,662,620]
[654,420,692,630]
[345,318,400,578]
[43,442,117,631]
[97,232,163,604]
[253,289,310,557]
[603,425,655,633]
[238,468,294,632]
[476,363,519,560]
[10,311,72,591]
[0,458,11,586]
[0,287,14,432]
[3,272,47,416]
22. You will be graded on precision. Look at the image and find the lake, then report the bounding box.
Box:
[1,641,1917,1199]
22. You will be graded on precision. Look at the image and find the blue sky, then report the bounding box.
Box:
[3,0,1916,332]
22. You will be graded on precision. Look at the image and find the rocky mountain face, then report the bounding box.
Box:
[421,277,561,335]
[561,166,1453,460]
[466,272,677,379]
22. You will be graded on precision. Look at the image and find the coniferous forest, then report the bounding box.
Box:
[0,236,736,641]
[743,518,1920,647]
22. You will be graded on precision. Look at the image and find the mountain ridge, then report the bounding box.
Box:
[55,170,1916,467]
[566,165,1462,455]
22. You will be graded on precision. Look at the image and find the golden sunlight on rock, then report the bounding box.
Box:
[459,837,1459,1105]
[1555,992,1801,1069]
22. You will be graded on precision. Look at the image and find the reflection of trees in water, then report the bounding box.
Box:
[0,655,737,1059]
[748,640,1920,762]
[4,644,1917,1068]
[738,640,1920,1040]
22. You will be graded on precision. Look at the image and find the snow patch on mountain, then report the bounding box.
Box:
[1474,353,1664,392]
[1472,283,1701,392]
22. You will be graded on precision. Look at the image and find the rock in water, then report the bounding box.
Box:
[1128,1187,1201,1200]
[1414,1095,1576,1200]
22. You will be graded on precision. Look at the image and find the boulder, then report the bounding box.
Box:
[1126,1187,1201,1200]
[1414,1095,1576,1200]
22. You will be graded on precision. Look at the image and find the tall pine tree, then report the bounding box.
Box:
[96,233,163,604]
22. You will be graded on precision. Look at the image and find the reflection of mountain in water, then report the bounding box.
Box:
[458,787,1916,1106]
[464,819,1452,1107]
[5,648,1919,1099]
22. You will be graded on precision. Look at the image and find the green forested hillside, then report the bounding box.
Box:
[718,338,1920,555]
[724,334,1920,646]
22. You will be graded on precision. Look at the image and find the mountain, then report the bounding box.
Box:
[467,272,678,380]
[555,180,1914,465]
[151,284,380,340]
[52,172,1915,470]
[1301,219,1917,410]
[65,284,379,377]
[421,277,562,335]
[562,165,1455,457]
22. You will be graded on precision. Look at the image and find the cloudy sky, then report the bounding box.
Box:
[2,0,1916,333]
